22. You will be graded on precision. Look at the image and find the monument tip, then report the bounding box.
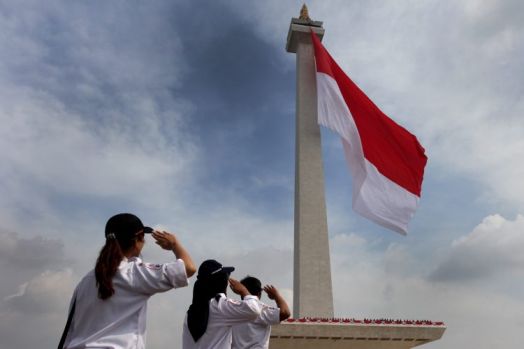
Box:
[299,4,311,21]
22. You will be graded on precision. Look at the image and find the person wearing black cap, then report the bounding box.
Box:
[182,259,262,349]
[58,213,196,349]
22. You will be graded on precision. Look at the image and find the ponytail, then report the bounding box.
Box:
[94,239,124,300]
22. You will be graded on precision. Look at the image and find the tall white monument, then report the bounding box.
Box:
[269,6,446,349]
[287,6,333,319]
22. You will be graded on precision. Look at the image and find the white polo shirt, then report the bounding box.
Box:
[182,294,262,349]
[63,257,188,349]
[231,299,280,349]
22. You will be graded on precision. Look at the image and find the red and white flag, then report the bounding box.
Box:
[311,31,427,235]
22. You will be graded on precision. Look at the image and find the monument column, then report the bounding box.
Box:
[286,6,333,318]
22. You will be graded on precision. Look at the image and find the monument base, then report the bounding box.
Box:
[270,318,445,349]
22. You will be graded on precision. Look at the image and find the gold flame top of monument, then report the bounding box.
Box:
[299,4,311,21]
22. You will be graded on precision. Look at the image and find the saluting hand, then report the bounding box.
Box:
[263,285,280,300]
[264,285,291,321]
[229,278,250,297]
[152,231,179,250]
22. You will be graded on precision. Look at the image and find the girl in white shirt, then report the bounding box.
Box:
[182,260,262,349]
[59,213,196,349]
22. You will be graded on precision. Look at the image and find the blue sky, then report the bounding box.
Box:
[1,1,523,348]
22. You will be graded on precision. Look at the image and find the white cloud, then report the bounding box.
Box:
[0,86,192,197]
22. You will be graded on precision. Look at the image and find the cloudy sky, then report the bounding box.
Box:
[0,0,523,348]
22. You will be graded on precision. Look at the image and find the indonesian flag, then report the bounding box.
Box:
[311,31,427,235]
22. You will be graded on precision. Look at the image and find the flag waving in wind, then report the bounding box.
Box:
[311,31,427,235]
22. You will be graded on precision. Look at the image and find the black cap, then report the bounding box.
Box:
[105,213,153,239]
[197,259,235,280]
[142,226,154,234]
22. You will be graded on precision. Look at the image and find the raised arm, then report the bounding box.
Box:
[152,231,196,277]
[229,278,251,298]
[209,278,261,325]
[264,285,291,321]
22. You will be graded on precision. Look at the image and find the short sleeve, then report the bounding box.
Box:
[131,259,188,295]
[254,303,281,326]
[213,295,262,325]
[164,260,189,288]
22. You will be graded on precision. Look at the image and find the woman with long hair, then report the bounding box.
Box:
[182,259,262,349]
[59,213,196,349]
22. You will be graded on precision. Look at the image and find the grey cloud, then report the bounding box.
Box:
[1,1,184,98]
[429,214,524,282]
[3,269,74,314]
[0,231,66,269]
[429,250,503,282]
[329,228,524,349]
[0,230,71,304]
[0,0,297,228]
[0,0,200,223]
[0,310,68,349]
[225,248,293,288]
[0,269,74,349]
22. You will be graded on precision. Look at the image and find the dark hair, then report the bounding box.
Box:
[241,276,262,296]
[94,214,145,300]
[187,271,229,342]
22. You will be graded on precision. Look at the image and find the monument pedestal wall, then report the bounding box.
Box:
[270,320,445,349]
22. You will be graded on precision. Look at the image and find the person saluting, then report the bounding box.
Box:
[182,260,262,349]
[58,213,196,349]
[231,276,290,349]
